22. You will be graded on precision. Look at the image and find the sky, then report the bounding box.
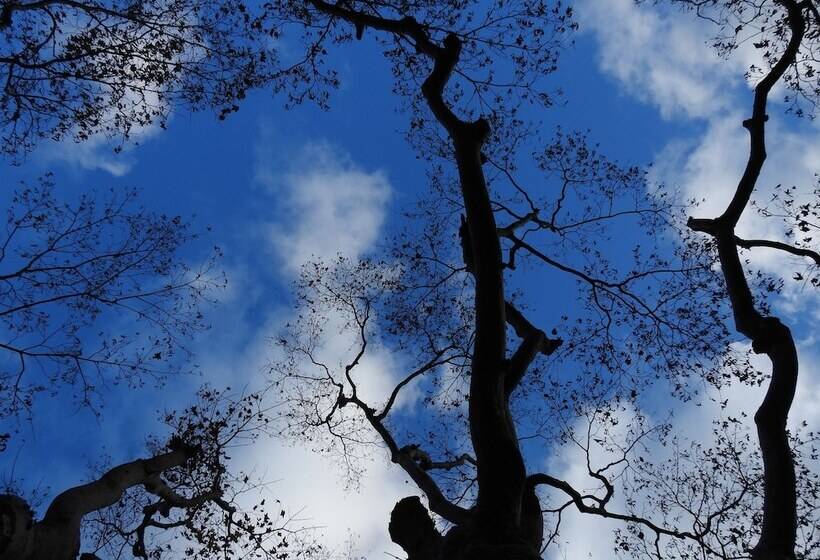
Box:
[1,0,819,558]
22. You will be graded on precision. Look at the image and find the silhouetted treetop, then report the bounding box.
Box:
[657,0,820,115]
[0,175,223,423]
[0,0,332,155]
[0,0,576,156]
[267,1,820,558]
[1,386,321,559]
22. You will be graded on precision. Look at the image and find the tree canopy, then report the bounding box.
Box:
[1,0,819,559]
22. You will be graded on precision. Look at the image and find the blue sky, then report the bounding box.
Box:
[1,0,819,558]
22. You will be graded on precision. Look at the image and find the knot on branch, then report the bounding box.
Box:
[143,473,165,495]
[397,16,424,50]
[742,114,769,130]
[442,32,462,57]
[388,496,443,560]
[400,15,419,29]
[337,393,350,408]
[470,117,491,144]
[542,336,563,354]
[505,302,562,357]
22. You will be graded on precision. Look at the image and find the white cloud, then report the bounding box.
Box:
[542,403,644,559]
[190,139,409,558]
[576,0,743,119]
[310,311,411,409]
[34,58,167,176]
[30,7,207,176]
[651,114,820,234]
[543,339,820,559]
[259,142,391,272]
[580,0,820,321]
[576,0,776,120]
[38,133,150,176]
[217,306,417,559]
[791,343,820,429]
[650,115,746,218]
[234,440,409,559]
[649,112,820,323]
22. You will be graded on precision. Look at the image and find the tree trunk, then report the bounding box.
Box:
[688,3,806,558]
[388,494,543,560]
[0,447,196,560]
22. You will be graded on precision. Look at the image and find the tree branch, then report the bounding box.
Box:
[528,472,742,556]
[504,301,561,397]
[734,235,820,265]
[44,446,199,527]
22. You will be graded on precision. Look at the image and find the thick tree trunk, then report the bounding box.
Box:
[0,447,196,560]
[749,318,798,560]
[453,126,527,541]
[0,494,36,559]
[388,494,543,560]
[422,37,532,548]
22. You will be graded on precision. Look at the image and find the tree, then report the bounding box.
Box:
[0,2,342,557]
[0,386,321,559]
[0,179,330,559]
[3,0,820,558]
[0,0,337,157]
[271,5,711,560]
[0,174,222,425]
[268,1,820,559]
[678,0,820,557]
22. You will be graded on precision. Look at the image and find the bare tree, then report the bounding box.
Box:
[265,3,776,559]
[677,0,820,557]
[0,387,321,560]
[0,0,339,156]
[4,1,819,558]
[268,1,820,559]
[0,174,222,423]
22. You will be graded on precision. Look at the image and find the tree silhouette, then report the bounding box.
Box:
[2,0,820,558]
[0,2,342,557]
[677,0,820,557]
[0,387,322,559]
[270,1,820,559]
[0,174,222,425]
[0,178,329,559]
[0,0,339,156]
